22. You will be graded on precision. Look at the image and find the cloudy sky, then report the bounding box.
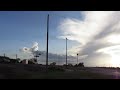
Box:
[0,11,120,67]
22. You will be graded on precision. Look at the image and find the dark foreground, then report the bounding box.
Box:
[0,64,117,79]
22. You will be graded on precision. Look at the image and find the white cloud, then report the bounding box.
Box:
[97,45,120,67]
[58,11,120,67]
[67,45,82,56]
[97,45,120,55]
[107,34,120,44]
[20,42,41,58]
[19,42,77,65]
[58,11,115,45]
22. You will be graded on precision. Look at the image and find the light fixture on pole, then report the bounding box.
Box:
[66,38,67,66]
[77,53,78,65]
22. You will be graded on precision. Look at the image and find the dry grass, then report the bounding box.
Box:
[0,64,114,79]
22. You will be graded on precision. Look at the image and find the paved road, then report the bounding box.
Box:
[86,67,120,79]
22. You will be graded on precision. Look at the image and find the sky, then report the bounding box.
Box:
[0,11,120,67]
[0,11,80,64]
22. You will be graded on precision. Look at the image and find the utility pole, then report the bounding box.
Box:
[16,54,17,59]
[66,38,67,66]
[46,14,49,68]
[77,53,78,65]
[4,53,5,57]
[35,55,39,64]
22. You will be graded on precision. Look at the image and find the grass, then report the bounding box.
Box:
[28,71,113,79]
[0,64,114,79]
[15,69,114,79]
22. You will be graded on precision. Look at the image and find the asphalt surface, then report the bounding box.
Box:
[86,67,120,79]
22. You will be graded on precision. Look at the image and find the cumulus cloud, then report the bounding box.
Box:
[20,42,41,57]
[59,11,114,45]
[58,11,120,67]
[19,42,76,65]
[37,52,76,65]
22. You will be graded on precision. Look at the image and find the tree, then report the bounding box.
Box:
[74,62,84,67]
[68,63,73,67]
[16,58,20,62]
[63,64,67,67]
[78,62,84,67]
[28,60,35,64]
[9,59,19,63]
[50,62,56,66]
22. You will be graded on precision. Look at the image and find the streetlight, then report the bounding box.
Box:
[4,53,5,57]
[77,53,78,65]
[34,52,41,64]
[46,14,49,68]
[16,54,18,59]
[66,38,68,66]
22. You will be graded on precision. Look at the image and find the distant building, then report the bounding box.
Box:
[21,59,28,64]
[20,58,38,64]
[0,56,19,64]
[0,56,10,63]
[28,58,38,64]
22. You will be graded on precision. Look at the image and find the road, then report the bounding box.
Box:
[86,67,120,79]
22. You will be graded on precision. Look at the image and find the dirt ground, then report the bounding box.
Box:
[0,64,116,79]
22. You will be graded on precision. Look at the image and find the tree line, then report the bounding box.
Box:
[0,56,84,67]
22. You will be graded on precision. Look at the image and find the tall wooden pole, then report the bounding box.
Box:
[46,14,49,68]
[4,53,5,57]
[66,38,67,66]
[77,53,78,64]
[16,54,17,59]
